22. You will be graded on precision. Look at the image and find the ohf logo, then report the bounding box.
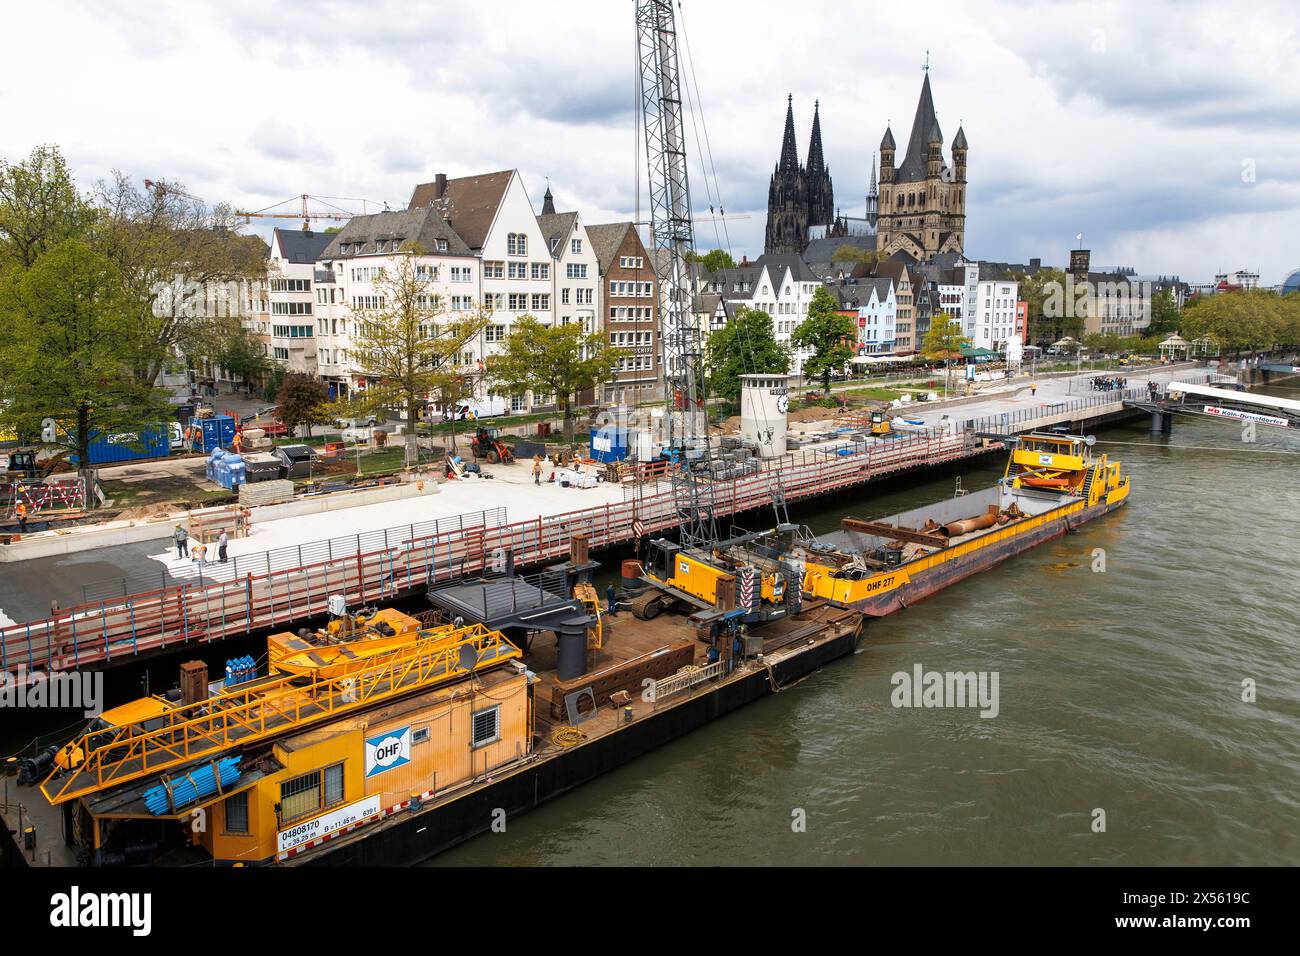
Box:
[364,726,412,777]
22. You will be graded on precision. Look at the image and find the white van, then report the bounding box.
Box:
[441,396,509,422]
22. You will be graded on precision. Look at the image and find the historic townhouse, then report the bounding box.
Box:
[587,221,660,405]
[265,228,334,376]
[313,207,478,400]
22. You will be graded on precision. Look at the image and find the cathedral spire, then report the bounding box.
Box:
[779,93,799,172]
[897,71,943,183]
[807,99,826,177]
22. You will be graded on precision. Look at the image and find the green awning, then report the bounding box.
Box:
[959,346,998,358]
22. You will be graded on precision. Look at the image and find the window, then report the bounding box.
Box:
[413,727,431,745]
[273,347,289,360]
[279,763,345,824]
[507,233,527,256]
[451,266,472,283]
[485,324,506,342]
[531,262,549,280]
[566,263,587,279]
[436,239,448,252]
[571,238,582,254]
[508,261,528,280]
[272,324,313,339]
[272,302,313,316]
[561,287,570,304]
[224,791,249,834]
[531,293,549,311]
[484,261,504,279]
[508,293,527,311]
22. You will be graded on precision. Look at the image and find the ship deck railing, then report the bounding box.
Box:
[39,623,520,806]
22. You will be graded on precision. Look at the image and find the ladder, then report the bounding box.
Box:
[41,623,520,805]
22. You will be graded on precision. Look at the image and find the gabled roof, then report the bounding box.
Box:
[586,222,638,273]
[896,73,944,184]
[753,253,819,284]
[273,228,335,264]
[537,212,577,257]
[408,170,514,251]
[319,207,471,259]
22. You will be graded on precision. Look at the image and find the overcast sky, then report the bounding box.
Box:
[4,0,1298,284]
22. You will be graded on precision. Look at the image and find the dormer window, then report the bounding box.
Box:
[437,239,448,252]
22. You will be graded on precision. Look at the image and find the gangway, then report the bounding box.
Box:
[41,623,520,805]
[1164,381,1300,426]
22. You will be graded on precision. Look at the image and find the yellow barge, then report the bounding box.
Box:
[795,433,1130,616]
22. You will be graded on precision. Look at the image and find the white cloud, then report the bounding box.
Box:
[3,0,1298,283]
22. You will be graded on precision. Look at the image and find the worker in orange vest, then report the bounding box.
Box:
[15,501,28,532]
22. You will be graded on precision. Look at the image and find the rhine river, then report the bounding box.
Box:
[432,385,1300,866]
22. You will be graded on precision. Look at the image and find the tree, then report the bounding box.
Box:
[792,286,856,391]
[1017,267,1081,344]
[342,243,490,458]
[488,316,625,444]
[274,373,330,437]
[686,248,735,273]
[216,319,273,394]
[1146,289,1180,339]
[0,145,96,272]
[1181,288,1286,356]
[704,306,789,401]
[921,313,967,393]
[0,239,172,501]
[91,172,268,388]
[832,245,881,268]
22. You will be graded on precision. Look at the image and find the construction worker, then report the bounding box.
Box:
[606,583,618,617]
[15,501,28,532]
[1030,381,1038,397]
[218,528,229,564]
[532,455,543,485]
[232,430,243,453]
[173,523,189,558]
[192,538,207,565]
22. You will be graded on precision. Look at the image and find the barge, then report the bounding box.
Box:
[2,540,861,868]
[796,432,1130,615]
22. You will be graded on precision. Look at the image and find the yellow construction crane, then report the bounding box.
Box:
[234,193,387,232]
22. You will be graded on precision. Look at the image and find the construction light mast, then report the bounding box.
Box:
[636,0,718,548]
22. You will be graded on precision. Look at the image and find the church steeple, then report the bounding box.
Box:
[897,72,943,183]
[541,181,555,215]
[807,100,826,177]
[778,93,800,172]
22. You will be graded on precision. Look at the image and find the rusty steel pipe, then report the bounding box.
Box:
[944,511,1000,536]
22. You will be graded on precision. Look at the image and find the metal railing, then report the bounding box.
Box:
[2,370,1216,674]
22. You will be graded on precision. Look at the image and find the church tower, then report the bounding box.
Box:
[764,96,837,255]
[875,67,967,262]
[764,95,810,256]
[805,100,834,231]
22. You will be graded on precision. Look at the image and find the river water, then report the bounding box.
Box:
[5,390,1297,866]
[431,386,1300,866]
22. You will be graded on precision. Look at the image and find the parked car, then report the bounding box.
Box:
[334,414,381,428]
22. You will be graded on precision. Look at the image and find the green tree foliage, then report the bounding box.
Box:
[1181,288,1300,355]
[487,316,625,444]
[792,286,856,390]
[274,372,331,437]
[0,145,96,272]
[215,319,273,393]
[1016,267,1082,344]
[0,239,171,492]
[704,306,789,401]
[921,312,967,390]
[686,248,736,273]
[1146,289,1181,339]
[342,243,489,439]
[832,245,881,267]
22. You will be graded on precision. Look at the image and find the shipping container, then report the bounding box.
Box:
[199,415,237,453]
[71,427,171,465]
[589,426,630,464]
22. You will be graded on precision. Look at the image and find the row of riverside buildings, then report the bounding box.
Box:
[218,70,1192,408]
[235,171,662,411]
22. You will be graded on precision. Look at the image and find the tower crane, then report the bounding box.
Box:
[635,0,717,548]
[233,194,387,232]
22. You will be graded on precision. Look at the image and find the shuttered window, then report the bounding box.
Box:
[471,706,500,748]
